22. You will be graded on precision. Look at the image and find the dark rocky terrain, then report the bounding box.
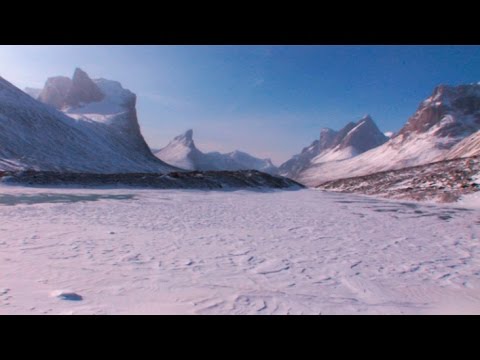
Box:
[317,156,480,202]
[0,170,303,190]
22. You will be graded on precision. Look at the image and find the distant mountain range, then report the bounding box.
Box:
[281,83,480,187]
[279,115,388,179]
[2,67,480,199]
[155,129,278,174]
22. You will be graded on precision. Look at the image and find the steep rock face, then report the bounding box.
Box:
[38,76,73,109]
[155,130,278,174]
[338,116,389,153]
[38,69,106,110]
[64,68,105,107]
[396,84,480,139]
[298,84,480,187]
[0,72,175,173]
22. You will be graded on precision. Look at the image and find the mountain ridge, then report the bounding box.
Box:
[155,129,278,174]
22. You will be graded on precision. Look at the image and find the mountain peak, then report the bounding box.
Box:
[337,115,388,152]
[156,131,278,173]
[397,83,480,139]
[0,72,174,174]
[65,68,104,107]
[72,67,89,80]
[37,69,105,109]
[174,129,194,143]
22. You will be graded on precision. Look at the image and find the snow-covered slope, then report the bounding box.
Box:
[155,130,278,174]
[2,185,480,314]
[0,70,175,173]
[279,115,388,179]
[444,130,480,159]
[298,83,480,186]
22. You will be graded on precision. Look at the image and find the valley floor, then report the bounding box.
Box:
[1,186,480,315]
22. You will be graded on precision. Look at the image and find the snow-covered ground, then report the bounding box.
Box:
[1,185,480,315]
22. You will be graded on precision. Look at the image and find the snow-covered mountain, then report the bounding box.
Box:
[278,128,337,179]
[155,129,278,174]
[298,83,480,186]
[0,69,175,173]
[227,150,277,174]
[279,115,388,179]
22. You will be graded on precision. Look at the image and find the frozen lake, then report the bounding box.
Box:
[1,185,480,314]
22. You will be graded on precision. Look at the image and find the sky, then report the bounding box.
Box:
[1,45,479,164]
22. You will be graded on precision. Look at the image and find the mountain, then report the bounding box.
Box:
[37,76,73,109]
[0,69,175,173]
[298,83,480,186]
[310,115,389,163]
[278,128,337,178]
[279,115,388,179]
[155,129,278,174]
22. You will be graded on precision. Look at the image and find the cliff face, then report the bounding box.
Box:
[0,71,175,174]
[396,84,480,139]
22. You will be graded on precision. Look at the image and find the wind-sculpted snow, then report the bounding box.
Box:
[1,187,480,314]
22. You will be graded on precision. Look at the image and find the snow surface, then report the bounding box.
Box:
[1,185,480,315]
[445,130,480,159]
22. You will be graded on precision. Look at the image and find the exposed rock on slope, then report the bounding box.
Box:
[317,156,480,203]
[298,84,480,186]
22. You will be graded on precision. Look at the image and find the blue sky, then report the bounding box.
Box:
[1,45,479,164]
